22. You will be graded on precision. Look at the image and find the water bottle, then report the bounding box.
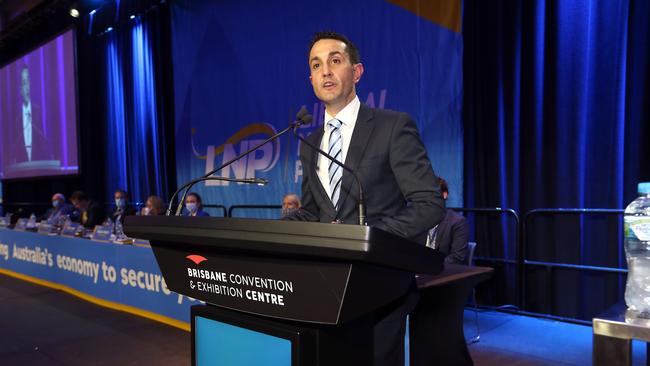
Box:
[27,213,37,229]
[115,217,126,240]
[624,182,650,312]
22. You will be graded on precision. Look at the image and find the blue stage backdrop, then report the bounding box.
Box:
[171,0,463,217]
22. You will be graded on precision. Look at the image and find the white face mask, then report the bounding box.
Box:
[142,207,151,216]
[52,200,60,208]
[185,203,198,213]
[115,198,126,208]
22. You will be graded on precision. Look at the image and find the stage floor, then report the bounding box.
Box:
[0,272,646,366]
[0,273,189,365]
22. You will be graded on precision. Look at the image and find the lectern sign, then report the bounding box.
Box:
[123,216,442,326]
[153,245,353,324]
[185,255,294,306]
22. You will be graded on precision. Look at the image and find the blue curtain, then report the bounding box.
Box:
[103,11,170,204]
[106,34,128,193]
[464,0,650,320]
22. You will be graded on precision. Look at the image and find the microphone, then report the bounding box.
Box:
[167,107,312,216]
[292,115,366,226]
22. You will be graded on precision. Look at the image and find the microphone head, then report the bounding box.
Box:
[295,106,313,126]
[301,113,313,124]
[296,106,308,119]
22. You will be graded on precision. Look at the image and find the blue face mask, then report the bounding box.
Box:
[185,202,198,213]
[115,198,126,208]
[52,200,60,208]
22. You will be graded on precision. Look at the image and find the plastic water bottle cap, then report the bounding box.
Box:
[639,182,650,195]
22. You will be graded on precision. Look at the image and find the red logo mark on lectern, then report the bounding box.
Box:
[186,254,208,265]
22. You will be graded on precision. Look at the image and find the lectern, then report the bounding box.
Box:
[124,216,444,365]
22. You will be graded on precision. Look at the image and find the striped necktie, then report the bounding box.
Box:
[328,118,343,209]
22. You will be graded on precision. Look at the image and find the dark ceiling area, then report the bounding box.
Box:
[0,0,78,65]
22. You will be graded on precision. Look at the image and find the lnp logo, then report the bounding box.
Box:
[193,123,281,186]
[186,254,208,265]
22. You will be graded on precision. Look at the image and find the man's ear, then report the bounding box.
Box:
[353,63,364,83]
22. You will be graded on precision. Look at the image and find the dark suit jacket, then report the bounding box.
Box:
[294,103,445,242]
[40,203,74,222]
[12,103,53,163]
[73,201,105,228]
[434,209,469,264]
[111,206,137,224]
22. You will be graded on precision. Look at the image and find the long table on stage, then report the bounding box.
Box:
[0,228,193,329]
[412,264,494,366]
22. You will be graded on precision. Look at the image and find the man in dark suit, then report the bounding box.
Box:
[288,31,445,366]
[426,177,469,264]
[110,189,137,225]
[40,193,74,223]
[69,191,105,229]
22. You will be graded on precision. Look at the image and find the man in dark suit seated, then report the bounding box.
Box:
[425,177,469,264]
[40,193,74,223]
[69,191,105,229]
[285,31,445,366]
[110,189,137,225]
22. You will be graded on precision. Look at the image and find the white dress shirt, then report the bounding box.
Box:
[317,96,361,199]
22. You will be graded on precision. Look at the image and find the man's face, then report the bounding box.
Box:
[282,196,300,210]
[114,191,126,201]
[309,39,363,113]
[52,194,64,206]
[72,199,87,210]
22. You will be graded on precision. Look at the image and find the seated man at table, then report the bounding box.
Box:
[40,193,74,223]
[110,189,137,225]
[425,177,468,264]
[70,191,105,228]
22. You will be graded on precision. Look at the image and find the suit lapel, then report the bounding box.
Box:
[307,129,337,217]
[337,104,376,214]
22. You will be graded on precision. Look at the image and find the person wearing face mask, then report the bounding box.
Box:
[40,193,74,223]
[140,195,164,216]
[184,192,210,217]
[280,193,301,218]
[110,189,136,225]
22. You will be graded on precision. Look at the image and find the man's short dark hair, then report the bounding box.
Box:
[309,31,361,65]
[438,178,449,194]
[70,191,88,202]
[115,189,129,199]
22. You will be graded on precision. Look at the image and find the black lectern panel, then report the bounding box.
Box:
[125,216,444,325]
[124,216,443,274]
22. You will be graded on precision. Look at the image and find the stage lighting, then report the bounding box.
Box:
[69,8,80,17]
[106,27,113,32]
[130,15,136,20]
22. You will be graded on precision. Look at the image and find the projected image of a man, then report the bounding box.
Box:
[21,67,33,161]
